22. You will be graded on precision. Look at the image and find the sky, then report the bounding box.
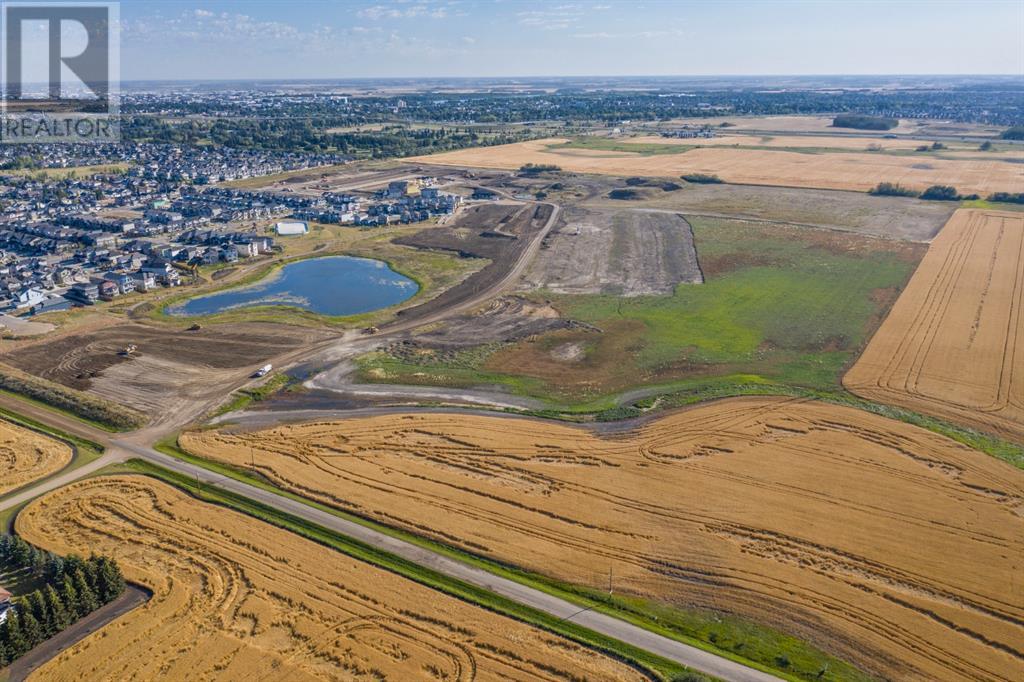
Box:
[109,0,1024,80]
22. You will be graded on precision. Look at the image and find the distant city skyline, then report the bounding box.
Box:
[114,1,1023,81]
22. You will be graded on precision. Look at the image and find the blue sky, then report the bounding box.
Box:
[115,0,1023,80]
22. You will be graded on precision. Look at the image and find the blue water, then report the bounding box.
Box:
[169,256,418,317]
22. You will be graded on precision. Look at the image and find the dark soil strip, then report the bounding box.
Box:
[2,585,150,682]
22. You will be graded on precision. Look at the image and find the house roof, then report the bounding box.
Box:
[0,587,12,602]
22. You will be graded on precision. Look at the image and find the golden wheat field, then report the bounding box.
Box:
[15,476,646,682]
[0,419,72,496]
[846,209,1024,442]
[659,115,928,135]
[412,137,1024,194]
[629,134,916,150]
[181,397,1024,682]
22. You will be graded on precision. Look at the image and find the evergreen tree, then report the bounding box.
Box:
[2,613,29,659]
[58,575,80,619]
[44,554,65,583]
[19,610,42,648]
[43,584,70,632]
[63,554,86,582]
[24,590,50,637]
[94,557,125,603]
[81,556,100,594]
[29,547,47,576]
[72,568,99,615]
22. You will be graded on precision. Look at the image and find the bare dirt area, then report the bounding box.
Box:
[391,202,553,323]
[521,207,703,295]
[845,209,1024,442]
[581,179,955,242]
[404,296,576,347]
[182,398,1024,682]
[1,322,333,416]
[0,419,72,496]
[0,315,55,338]
[412,138,1024,195]
[16,475,646,682]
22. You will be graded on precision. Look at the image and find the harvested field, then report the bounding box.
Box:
[627,134,1024,156]
[521,208,702,295]
[0,419,71,495]
[16,476,646,682]
[581,181,955,242]
[182,398,1024,682]
[845,209,1024,442]
[412,138,1024,195]
[393,202,552,322]
[656,115,1004,138]
[1,322,333,418]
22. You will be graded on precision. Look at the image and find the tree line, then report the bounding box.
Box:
[832,115,898,131]
[868,182,1000,201]
[0,535,126,667]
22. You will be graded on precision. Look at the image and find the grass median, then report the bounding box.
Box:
[0,408,105,532]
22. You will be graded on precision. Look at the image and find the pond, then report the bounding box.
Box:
[168,256,418,317]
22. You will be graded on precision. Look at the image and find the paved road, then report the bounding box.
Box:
[0,451,125,514]
[0,393,111,444]
[111,438,779,682]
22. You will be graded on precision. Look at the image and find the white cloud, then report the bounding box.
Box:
[358,3,449,20]
[517,5,585,31]
[573,28,687,39]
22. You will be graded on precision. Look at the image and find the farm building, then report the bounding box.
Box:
[0,586,12,625]
[275,220,309,236]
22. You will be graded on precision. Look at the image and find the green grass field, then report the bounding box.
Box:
[358,217,922,405]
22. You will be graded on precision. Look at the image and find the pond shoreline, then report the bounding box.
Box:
[166,255,419,318]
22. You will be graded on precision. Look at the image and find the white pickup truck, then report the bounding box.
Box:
[253,363,273,378]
